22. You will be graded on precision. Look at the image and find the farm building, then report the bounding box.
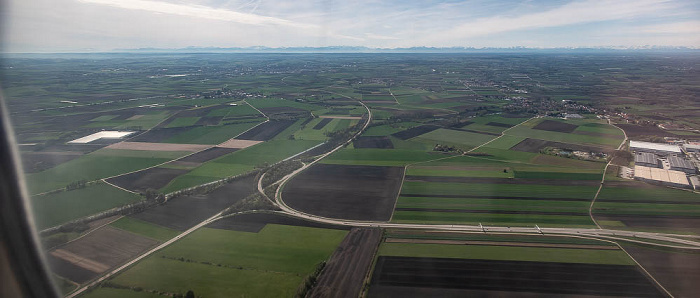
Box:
[683,143,700,153]
[634,152,660,168]
[669,156,697,174]
[634,165,690,188]
[629,140,680,155]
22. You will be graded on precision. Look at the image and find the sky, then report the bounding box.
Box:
[2,0,699,52]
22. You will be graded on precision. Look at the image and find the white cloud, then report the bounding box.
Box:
[365,33,400,40]
[78,0,316,29]
[418,0,679,45]
[639,21,700,34]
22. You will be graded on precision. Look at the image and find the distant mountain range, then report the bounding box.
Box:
[113,46,699,53]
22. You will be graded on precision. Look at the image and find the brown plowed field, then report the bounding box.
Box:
[368,257,663,297]
[283,164,404,221]
[309,228,383,298]
[353,136,394,149]
[615,124,677,138]
[106,141,210,152]
[48,226,159,283]
[391,125,440,140]
[533,119,578,133]
[130,175,257,230]
[622,244,700,298]
[177,147,237,163]
[313,118,333,130]
[235,120,295,141]
[107,167,189,193]
[216,139,263,149]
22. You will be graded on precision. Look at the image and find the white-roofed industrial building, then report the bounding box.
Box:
[684,143,700,153]
[634,152,660,168]
[669,156,697,174]
[634,165,690,188]
[629,140,681,155]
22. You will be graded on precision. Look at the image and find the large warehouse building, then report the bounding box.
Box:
[629,141,681,155]
[634,165,690,188]
[669,156,697,174]
[634,152,660,168]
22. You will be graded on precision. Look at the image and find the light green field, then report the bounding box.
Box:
[115,112,172,130]
[26,149,188,194]
[106,225,346,297]
[506,118,622,147]
[414,128,496,149]
[378,243,633,265]
[322,148,443,166]
[392,211,595,227]
[162,140,320,193]
[406,166,514,178]
[110,217,180,242]
[396,197,589,212]
[31,182,141,229]
[597,184,700,203]
[482,135,526,149]
[164,117,200,128]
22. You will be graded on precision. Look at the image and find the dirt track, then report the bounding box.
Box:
[309,228,382,298]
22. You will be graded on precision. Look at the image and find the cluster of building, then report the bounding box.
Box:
[630,141,699,189]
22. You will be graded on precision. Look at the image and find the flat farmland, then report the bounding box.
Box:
[391,125,440,140]
[163,121,263,144]
[161,140,320,192]
[308,228,382,298]
[413,128,497,149]
[321,148,441,166]
[506,118,622,148]
[235,120,295,141]
[107,167,189,193]
[26,149,188,194]
[406,165,514,178]
[353,136,394,149]
[593,182,700,233]
[132,175,257,230]
[99,224,346,298]
[621,244,700,297]
[48,226,159,284]
[109,216,180,242]
[510,138,613,154]
[31,182,141,229]
[283,164,404,221]
[20,151,84,173]
[395,181,598,226]
[368,256,662,297]
[533,119,579,133]
[176,147,238,163]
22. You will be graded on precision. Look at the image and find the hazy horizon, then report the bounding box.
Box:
[3,0,700,53]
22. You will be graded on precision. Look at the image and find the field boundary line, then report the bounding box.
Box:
[243,99,269,119]
[616,243,674,297]
[388,166,407,222]
[388,88,400,104]
[45,216,124,251]
[101,178,140,195]
[589,120,629,229]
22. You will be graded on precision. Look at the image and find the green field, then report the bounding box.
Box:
[110,217,180,242]
[105,225,346,297]
[161,140,320,193]
[401,181,598,199]
[406,166,514,178]
[597,184,700,203]
[482,135,526,149]
[392,211,595,227]
[26,149,188,194]
[31,182,141,229]
[414,128,497,149]
[378,243,634,265]
[322,148,443,166]
[164,117,200,128]
[505,118,622,147]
